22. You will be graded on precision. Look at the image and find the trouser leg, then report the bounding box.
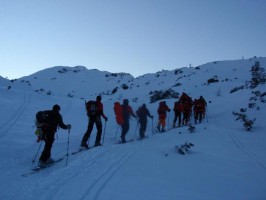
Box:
[121,121,129,141]
[39,132,55,162]
[81,118,94,144]
[95,119,103,145]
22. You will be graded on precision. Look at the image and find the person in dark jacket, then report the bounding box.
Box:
[173,100,183,128]
[199,96,207,119]
[136,104,153,139]
[120,99,137,143]
[39,104,71,166]
[81,96,108,148]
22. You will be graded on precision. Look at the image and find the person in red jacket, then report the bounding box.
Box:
[81,96,108,148]
[173,100,183,128]
[120,99,137,143]
[157,101,170,132]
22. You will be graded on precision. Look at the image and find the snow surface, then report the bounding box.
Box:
[0,57,266,200]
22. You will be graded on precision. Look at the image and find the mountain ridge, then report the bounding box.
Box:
[2,57,265,102]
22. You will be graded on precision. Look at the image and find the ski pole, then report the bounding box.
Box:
[151,118,154,135]
[66,128,70,166]
[114,125,120,139]
[135,121,139,136]
[102,120,107,146]
[206,107,209,122]
[167,112,171,130]
[137,121,141,140]
[32,140,43,164]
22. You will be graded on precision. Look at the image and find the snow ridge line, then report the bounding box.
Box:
[80,148,138,200]
[0,89,31,139]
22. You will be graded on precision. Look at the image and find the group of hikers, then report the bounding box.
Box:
[155,92,207,132]
[35,92,207,167]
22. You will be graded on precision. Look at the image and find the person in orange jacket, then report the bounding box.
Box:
[194,96,207,123]
[157,101,170,132]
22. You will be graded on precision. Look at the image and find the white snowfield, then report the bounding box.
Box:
[0,58,265,200]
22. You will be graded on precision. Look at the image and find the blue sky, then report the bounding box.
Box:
[1,0,266,79]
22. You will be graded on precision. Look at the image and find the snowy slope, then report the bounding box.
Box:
[0,57,266,200]
[0,76,9,88]
[9,66,134,99]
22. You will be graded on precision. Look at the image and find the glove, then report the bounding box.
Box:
[67,124,72,130]
[104,117,108,121]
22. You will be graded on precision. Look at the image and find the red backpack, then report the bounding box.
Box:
[157,101,165,114]
[114,102,124,125]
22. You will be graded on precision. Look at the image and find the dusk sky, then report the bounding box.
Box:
[1,0,266,79]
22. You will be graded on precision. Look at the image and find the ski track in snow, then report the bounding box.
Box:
[214,118,266,170]
[32,144,139,200]
[0,89,31,139]
[81,147,138,200]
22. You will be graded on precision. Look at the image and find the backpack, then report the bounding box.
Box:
[174,101,183,112]
[36,111,51,125]
[86,100,98,116]
[114,102,124,125]
[196,99,205,111]
[136,106,145,117]
[35,111,52,142]
[158,101,166,114]
[183,100,192,112]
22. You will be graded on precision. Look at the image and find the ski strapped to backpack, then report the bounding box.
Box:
[34,111,51,142]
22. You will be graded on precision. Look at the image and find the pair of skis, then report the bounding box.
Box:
[115,135,149,144]
[22,157,65,177]
[22,146,98,177]
[116,138,135,144]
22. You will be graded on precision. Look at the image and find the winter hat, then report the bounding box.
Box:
[53,104,61,111]
[123,99,129,105]
[96,95,102,101]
